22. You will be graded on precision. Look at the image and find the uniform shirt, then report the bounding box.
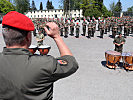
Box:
[70,22,75,28]
[113,36,126,49]
[82,21,87,29]
[0,48,79,100]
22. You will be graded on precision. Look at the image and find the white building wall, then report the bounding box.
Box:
[25,9,83,19]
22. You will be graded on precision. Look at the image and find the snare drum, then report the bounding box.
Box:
[38,45,51,55]
[122,52,133,70]
[105,50,121,69]
[28,45,37,54]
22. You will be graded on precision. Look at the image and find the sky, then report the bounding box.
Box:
[31,0,133,11]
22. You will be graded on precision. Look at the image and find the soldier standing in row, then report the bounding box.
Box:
[112,22,118,38]
[99,22,104,38]
[82,19,87,36]
[59,22,64,36]
[87,22,93,38]
[124,21,129,38]
[70,20,75,36]
[75,23,80,38]
[117,20,123,33]
[92,20,97,37]
[64,20,69,37]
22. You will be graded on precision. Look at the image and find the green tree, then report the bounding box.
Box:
[80,0,100,17]
[46,0,54,10]
[114,0,122,12]
[60,0,81,16]
[127,6,133,12]
[31,0,37,10]
[109,2,115,13]
[101,5,112,17]
[14,0,30,14]
[0,0,15,14]
[40,2,43,10]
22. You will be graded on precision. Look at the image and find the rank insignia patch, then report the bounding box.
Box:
[57,60,68,65]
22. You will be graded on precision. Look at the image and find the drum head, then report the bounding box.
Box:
[29,45,37,48]
[38,45,51,49]
[105,50,121,56]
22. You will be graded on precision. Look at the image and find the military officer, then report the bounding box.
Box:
[113,32,126,53]
[82,19,87,36]
[1,11,78,100]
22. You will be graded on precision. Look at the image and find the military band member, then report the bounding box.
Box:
[113,32,126,53]
[69,20,75,36]
[82,19,87,36]
[75,23,80,38]
[36,28,45,46]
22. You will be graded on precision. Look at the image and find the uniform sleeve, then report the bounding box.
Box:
[113,38,117,43]
[122,37,126,42]
[50,55,79,82]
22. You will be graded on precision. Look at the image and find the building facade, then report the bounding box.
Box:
[25,9,83,19]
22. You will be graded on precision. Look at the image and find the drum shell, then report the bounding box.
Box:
[28,48,37,54]
[38,46,51,55]
[123,56,133,65]
[105,52,121,64]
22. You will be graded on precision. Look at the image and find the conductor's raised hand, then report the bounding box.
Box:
[44,22,60,39]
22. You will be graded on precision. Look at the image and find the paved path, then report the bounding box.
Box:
[0,23,133,100]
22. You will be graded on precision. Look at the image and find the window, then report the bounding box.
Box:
[74,14,76,16]
[38,15,39,17]
[34,11,35,13]
[55,10,56,12]
[34,15,36,18]
[41,15,43,17]
[31,15,32,18]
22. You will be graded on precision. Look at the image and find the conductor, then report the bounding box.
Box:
[0,11,78,100]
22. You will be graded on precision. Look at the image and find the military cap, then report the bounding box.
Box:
[2,11,34,31]
[118,32,122,35]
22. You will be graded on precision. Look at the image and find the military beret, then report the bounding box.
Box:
[2,11,34,31]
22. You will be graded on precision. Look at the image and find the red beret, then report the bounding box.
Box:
[2,11,34,31]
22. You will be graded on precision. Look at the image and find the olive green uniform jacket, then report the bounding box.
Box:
[113,36,126,53]
[0,48,79,100]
